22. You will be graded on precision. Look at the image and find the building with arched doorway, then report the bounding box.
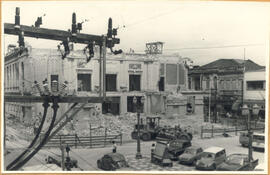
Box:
[188,58,265,122]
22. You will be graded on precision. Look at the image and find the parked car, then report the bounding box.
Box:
[217,153,258,171]
[178,146,203,165]
[252,133,265,151]
[97,152,129,171]
[239,132,265,151]
[195,146,226,170]
[166,139,192,160]
[45,155,78,168]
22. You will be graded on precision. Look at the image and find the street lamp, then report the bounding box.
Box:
[133,96,145,159]
[241,104,260,163]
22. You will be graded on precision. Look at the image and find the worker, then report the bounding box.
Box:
[151,143,155,153]
[112,141,117,153]
[151,143,155,160]
[66,144,70,157]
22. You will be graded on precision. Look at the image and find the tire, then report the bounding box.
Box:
[47,157,52,164]
[212,164,216,170]
[141,133,150,141]
[131,131,138,140]
[192,159,197,166]
[97,160,101,169]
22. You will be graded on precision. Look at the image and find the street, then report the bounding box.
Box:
[25,135,265,171]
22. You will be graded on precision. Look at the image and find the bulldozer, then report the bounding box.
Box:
[131,116,162,141]
[131,116,193,141]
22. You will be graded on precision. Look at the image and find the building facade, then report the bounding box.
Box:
[188,59,265,122]
[4,45,192,123]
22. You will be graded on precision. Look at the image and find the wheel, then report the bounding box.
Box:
[212,164,216,170]
[192,159,197,166]
[97,160,102,169]
[47,157,52,164]
[141,133,151,141]
[131,131,138,139]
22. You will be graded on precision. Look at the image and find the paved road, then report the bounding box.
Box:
[43,135,266,171]
[5,135,265,171]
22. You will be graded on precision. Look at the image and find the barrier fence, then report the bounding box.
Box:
[201,124,265,139]
[41,127,122,148]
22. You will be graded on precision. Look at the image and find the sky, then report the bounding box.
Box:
[2,1,270,66]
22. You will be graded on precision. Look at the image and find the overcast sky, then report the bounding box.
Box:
[2,1,270,66]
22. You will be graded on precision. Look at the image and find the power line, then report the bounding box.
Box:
[118,7,179,31]
[132,43,265,53]
[164,43,265,51]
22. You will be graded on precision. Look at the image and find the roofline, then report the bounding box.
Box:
[203,147,225,153]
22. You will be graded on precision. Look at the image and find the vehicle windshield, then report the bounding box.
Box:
[201,152,215,159]
[225,155,246,165]
[184,148,196,154]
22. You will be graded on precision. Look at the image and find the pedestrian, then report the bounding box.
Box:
[66,144,70,157]
[151,143,155,153]
[112,141,117,153]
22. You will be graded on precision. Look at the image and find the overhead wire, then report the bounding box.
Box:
[6,142,55,171]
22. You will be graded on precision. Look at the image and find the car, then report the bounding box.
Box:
[97,152,129,171]
[239,132,265,151]
[195,146,226,170]
[252,133,265,151]
[216,153,258,171]
[178,146,203,165]
[166,139,192,160]
[45,155,78,168]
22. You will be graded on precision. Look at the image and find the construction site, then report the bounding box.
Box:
[2,2,267,172]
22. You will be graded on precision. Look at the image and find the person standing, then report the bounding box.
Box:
[112,141,117,153]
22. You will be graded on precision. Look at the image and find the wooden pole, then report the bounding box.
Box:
[211,125,214,138]
[61,141,65,171]
[102,36,106,100]
[99,46,102,97]
[104,128,107,147]
[201,125,203,139]
[89,124,92,148]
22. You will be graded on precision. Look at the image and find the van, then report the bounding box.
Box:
[195,146,226,170]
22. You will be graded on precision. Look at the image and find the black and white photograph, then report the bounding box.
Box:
[1,1,269,173]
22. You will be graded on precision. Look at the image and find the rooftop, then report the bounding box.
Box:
[203,146,225,154]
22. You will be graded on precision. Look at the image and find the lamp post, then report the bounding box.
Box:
[133,96,145,159]
[241,104,260,163]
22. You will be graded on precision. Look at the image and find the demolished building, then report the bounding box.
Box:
[4,43,201,124]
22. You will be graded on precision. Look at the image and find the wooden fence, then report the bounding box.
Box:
[201,124,264,139]
[42,129,122,148]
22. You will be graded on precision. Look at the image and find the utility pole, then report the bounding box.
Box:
[61,142,65,171]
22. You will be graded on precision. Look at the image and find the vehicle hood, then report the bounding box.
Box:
[217,162,240,171]
[106,153,126,162]
[179,154,192,160]
[197,158,214,166]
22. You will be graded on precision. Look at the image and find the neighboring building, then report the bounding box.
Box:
[188,59,265,122]
[4,43,192,123]
[243,68,266,120]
